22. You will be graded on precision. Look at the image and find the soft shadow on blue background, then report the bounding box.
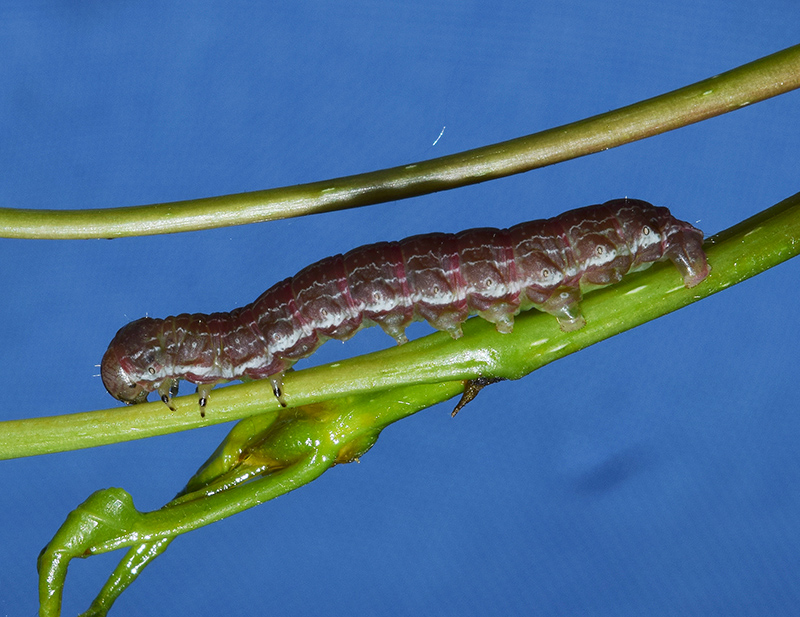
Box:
[2,3,799,616]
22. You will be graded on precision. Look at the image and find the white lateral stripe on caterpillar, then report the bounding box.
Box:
[101,198,709,409]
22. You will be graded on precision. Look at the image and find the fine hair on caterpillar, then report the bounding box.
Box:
[101,198,709,412]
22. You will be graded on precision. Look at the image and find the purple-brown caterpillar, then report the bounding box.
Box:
[101,198,709,410]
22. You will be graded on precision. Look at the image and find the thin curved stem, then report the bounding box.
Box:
[5,190,800,460]
[2,44,799,239]
[80,537,174,617]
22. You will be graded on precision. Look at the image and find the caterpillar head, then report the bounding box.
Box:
[101,317,167,404]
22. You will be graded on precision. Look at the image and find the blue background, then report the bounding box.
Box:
[2,3,799,616]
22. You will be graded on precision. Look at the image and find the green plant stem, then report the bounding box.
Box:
[5,190,800,460]
[38,384,457,617]
[37,188,800,614]
[2,45,799,239]
[39,455,333,617]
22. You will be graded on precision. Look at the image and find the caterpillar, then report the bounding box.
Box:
[101,198,709,411]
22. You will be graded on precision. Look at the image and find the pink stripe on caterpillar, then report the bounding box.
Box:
[101,198,709,409]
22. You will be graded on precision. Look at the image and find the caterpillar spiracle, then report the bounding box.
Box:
[101,198,709,410]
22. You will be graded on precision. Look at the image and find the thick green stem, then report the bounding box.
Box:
[39,452,333,617]
[38,188,800,613]
[39,384,457,617]
[5,191,800,460]
[2,44,799,239]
